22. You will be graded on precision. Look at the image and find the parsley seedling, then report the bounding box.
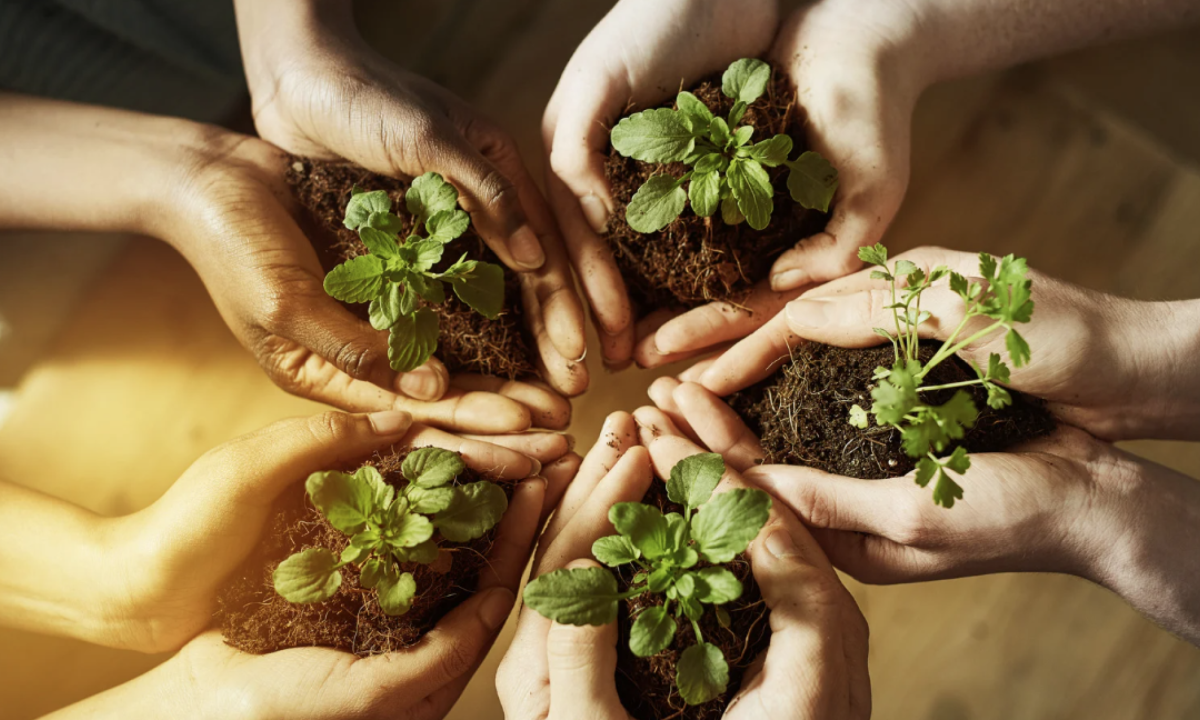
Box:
[322,172,505,372]
[523,453,771,706]
[610,58,838,233]
[273,448,507,616]
[849,245,1035,507]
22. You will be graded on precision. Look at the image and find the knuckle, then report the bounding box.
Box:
[476,167,521,216]
[306,411,357,444]
[887,493,929,546]
[333,340,387,382]
[433,637,476,682]
[864,288,892,325]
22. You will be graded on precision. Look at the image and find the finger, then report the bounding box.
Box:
[632,309,686,368]
[451,375,572,430]
[798,246,978,300]
[672,382,764,472]
[743,464,917,540]
[541,412,639,549]
[458,432,572,465]
[676,356,716,383]
[520,275,591,398]
[805,527,938,585]
[544,69,621,211]
[651,281,806,356]
[783,284,973,349]
[540,452,583,526]
[694,311,798,396]
[546,560,626,719]
[403,424,540,480]
[646,376,686,425]
[478,479,546,593]
[631,406,692,448]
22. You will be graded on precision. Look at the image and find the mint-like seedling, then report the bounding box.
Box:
[322,172,505,372]
[610,58,838,233]
[272,448,507,615]
[849,245,1035,507]
[523,453,771,706]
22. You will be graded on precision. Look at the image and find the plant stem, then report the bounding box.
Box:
[617,588,647,601]
[917,379,986,393]
[691,619,705,645]
[917,319,1005,380]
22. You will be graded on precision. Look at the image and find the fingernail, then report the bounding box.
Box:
[479,587,516,631]
[368,410,411,435]
[563,434,577,452]
[580,194,610,233]
[398,365,443,401]
[771,268,808,291]
[765,528,800,559]
[510,225,546,271]
[526,456,543,476]
[786,298,830,328]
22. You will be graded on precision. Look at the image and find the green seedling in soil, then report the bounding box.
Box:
[610,58,838,233]
[322,172,505,372]
[523,453,771,706]
[273,448,507,616]
[849,244,1035,508]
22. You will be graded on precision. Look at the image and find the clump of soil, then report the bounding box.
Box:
[613,482,770,720]
[604,65,828,314]
[286,158,538,379]
[729,342,1056,479]
[218,448,511,655]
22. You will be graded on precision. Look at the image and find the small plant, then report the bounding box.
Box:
[322,172,505,372]
[610,58,838,233]
[273,448,507,616]
[848,244,1035,507]
[523,453,771,706]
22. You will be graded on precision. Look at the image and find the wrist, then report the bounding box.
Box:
[1112,299,1200,441]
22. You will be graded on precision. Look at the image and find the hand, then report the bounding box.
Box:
[170,133,572,432]
[687,246,1200,442]
[542,0,780,368]
[232,0,587,395]
[496,412,871,719]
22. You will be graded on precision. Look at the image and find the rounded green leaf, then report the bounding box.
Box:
[693,567,743,605]
[405,485,456,514]
[609,502,670,559]
[376,570,418,616]
[592,534,640,566]
[385,509,434,549]
[324,255,385,304]
[727,158,774,231]
[340,543,370,564]
[354,465,394,510]
[344,189,392,230]
[387,307,439,373]
[677,642,730,706]
[676,91,713,128]
[359,557,389,588]
[434,481,508,542]
[626,175,687,234]
[630,605,676,657]
[745,134,794,167]
[393,538,440,565]
[666,452,725,510]
[273,548,341,604]
[426,208,470,243]
[368,283,407,331]
[691,489,772,563]
[450,261,505,319]
[359,225,400,259]
[721,58,770,104]
[406,172,459,225]
[611,108,696,163]
[305,470,378,535]
[688,171,720,218]
[674,572,696,598]
[786,150,839,212]
[523,567,620,626]
[402,447,466,487]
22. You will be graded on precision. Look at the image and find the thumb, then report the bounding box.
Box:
[781,282,972,349]
[546,559,627,720]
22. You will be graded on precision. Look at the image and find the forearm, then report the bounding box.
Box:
[0,93,207,237]
[0,481,131,645]
[908,0,1199,84]
[41,654,202,720]
[233,0,356,96]
[1119,299,1200,441]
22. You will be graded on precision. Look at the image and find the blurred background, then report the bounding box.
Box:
[2,0,1200,717]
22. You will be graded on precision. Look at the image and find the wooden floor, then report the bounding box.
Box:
[1,3,1199,718]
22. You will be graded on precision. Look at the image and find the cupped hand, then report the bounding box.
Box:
[170,133,571,432]
[542,0,780,368]
[100,409,561,654]
[496,411,871,719]
[233,0,587,395]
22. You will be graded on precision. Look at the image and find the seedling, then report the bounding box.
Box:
[523,454,771,706]
[273,448,507,615]
[848,245,1035,507]
[322,172,505,372]
[610,58,838,233]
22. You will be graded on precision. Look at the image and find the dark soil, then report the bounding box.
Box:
[286,158,539,380]
[604,64,828,315]
[614,482,770,720]
[218,448,511,655]
[728,342,1056,479]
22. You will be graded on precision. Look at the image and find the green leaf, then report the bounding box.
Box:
[340,543,370,564]
[405,485,456,514]
[273,548,341,603]
[727,100,748,127]
[732,125,754,147]
[592,534,640,566]
[849,404,870,429]
[402,239,445,273]
[986,353,1011,384]
[786,151,839,212]
[630,605,676,657]
[871,362,918,425]
[402,447,466,488]
[354,466,394,510]
[426,209,471,244]
[914,457,938,487]
[721,58,770,104]
[858,243,888,267]
[434,481,508,542]
[949,271,970,299]
[727,158,773,230]
[344,189,392,231]
[932,469,965,509]
[523,566,621,625]
[394,538,440,564]
[689,171,720,217]
[369,283,409,331]
[610,502,672,559]
[677,642,729,706]
[324,255,385,304]
[408,274,447,304]
[720,195,745,225]
[385,507,435,549]
[626,174,687,233]
[305,470,379,534]
[675,572,697,598]
[693,153,726,175]
[359,226,400,259]
[894,260,919,278]
[376,570,417,615]
[978,252,998,283]
[745,135,793,166]
[666,452,725,511]
[693,567,743,605]
[360,557,388,588]
[351,527,382,549]
[648,566,674,593]
[1006,329,1031,368]
[367,211,405,236]
[709,117,732,148]
[611,108,696,163]
[691,489,772,563]
[944,446,971,474]
[407,172,459,225]
[986,383,1012,409]
[676,91,713,129]
[387,307,439,373]
[450,261,505,319]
